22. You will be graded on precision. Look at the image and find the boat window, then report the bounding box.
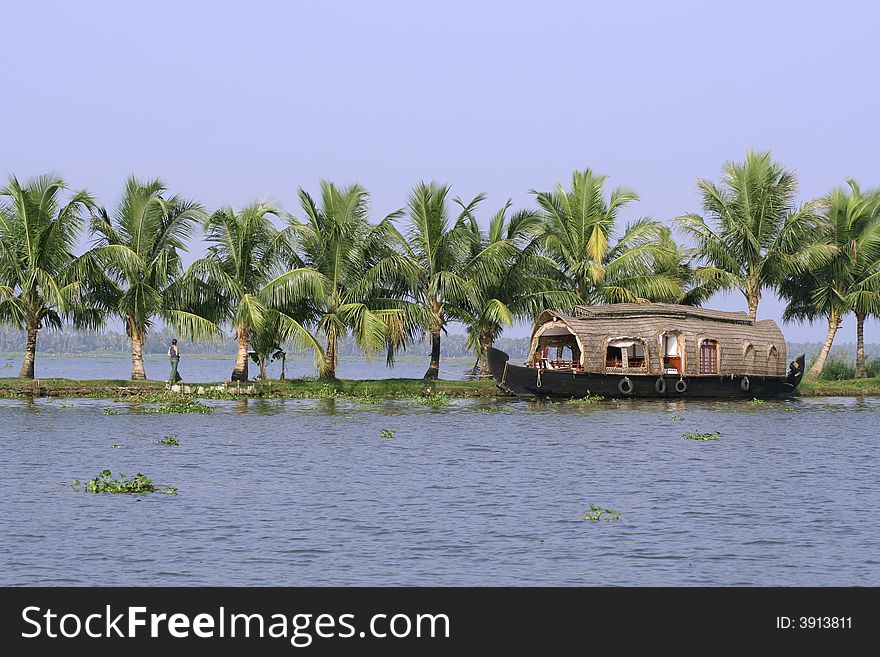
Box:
[699,339,719,374]
[606,338,648,372]
[744,343,756,372]
[768,345,779,371]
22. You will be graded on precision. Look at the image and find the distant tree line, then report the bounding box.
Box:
[0,326,534,359]
[1,151,878,381]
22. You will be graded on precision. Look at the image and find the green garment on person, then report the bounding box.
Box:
[169,357,181,383]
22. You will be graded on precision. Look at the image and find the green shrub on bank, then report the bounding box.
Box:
[817,358,880,380]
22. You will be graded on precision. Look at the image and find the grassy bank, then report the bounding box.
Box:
[796,377,880,396]
[2,376,880,399]
[0,377,500,399]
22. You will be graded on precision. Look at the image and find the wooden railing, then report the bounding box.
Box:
[536,359,580,370]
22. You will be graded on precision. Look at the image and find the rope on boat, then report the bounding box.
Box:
[501,361,509,385]
[536,367,542,388]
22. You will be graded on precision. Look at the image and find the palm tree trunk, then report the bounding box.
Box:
[259,357,268,381]
[855,311,867,379]
[130,321,147,380]
[18,322,38,379]
[807,311,840,378]
[231,326,249,381]
[747,295,759,323]
[280,354,286,381]
[321,334,338,380]
[477,332,495,379]
[424,328,441,379]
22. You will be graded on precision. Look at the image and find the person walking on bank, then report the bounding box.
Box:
[168,339,182,383]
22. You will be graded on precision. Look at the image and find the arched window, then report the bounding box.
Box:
[699,339,719,374]
[743,343,756,372]
[768,345,779,372]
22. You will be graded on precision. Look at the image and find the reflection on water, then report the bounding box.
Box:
[0,396,877,585]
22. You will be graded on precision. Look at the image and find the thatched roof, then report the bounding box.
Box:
[533,303,787,376]
[572,302,752,325]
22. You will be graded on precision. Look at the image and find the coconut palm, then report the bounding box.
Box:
[188,202,295,381]
[781,180,880,377]
[88,176,219,380]
[248,312,288,381]
[652,226,727,306]
[398,182,485,379]
[676,150,831,322]
[533,169,683,306]
[0,174,97,378]
[262,181,421,380]
[456,201,579,377]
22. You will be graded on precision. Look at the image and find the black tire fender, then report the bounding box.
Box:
[618,376,634,395]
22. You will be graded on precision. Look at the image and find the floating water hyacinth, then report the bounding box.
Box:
[73,470,175,495]
[682,431,720,441]
[583,503,621,521]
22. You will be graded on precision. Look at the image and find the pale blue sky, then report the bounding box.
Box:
[3,0,878,341]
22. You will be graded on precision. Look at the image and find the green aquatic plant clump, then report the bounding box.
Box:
[144,399,214,414]
[73,470,154,494]
[749,398,764,405]
[348,389,384,404]
[413,391,451,407]
[583,503,621,521]
[682,431,721,441]
[158,435,180,445]
[72,470,177,495]
[102,408,121,416]
[113,391,174,404]
[568,394,604,404]
[380,429,395,439]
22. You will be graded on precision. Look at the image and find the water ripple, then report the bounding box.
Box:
[0,396,877,585]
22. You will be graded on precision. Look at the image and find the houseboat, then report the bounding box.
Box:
[487,303,805,399]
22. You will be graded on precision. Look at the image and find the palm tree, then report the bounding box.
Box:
[533,169,683,305]
[262,181,420,380]
[676,150,830,322]
[457,201,579,377]
[188,202,294,381]
[88,176,218,380]
[398,182,485,379]
[0,174,97,378]
[653,226,727,306]
[248,312,288,381]
[781,180,880,377]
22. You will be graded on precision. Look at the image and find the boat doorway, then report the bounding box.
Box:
[661,331,683,374]
[531,321,583,371]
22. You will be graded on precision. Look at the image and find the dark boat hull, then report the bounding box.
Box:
[487,348,805,399]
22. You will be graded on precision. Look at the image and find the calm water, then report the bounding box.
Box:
[0,354,478,381]
[0,395,877,586]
